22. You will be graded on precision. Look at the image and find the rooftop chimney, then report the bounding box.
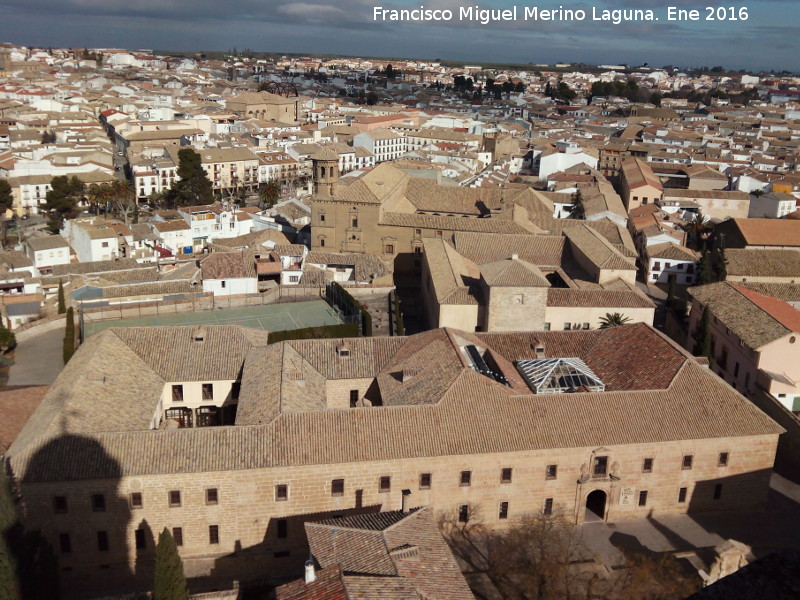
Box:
[511,253,519,260]
[304,559,316,584]
[401,489,412,514]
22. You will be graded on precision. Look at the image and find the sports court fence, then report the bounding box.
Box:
[79,286,329,341]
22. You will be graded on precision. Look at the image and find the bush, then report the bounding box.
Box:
[0,326,15,353]
[63,308,75,364]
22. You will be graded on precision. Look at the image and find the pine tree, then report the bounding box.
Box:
[57,280,66,314]
[167,148,214,206]
[154,528,188,600]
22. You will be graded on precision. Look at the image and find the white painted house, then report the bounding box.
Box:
[647,243,699,285]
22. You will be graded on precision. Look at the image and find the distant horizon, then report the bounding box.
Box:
[0,0,796,73]
[4,41,797,77]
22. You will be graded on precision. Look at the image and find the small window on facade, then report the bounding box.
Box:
[458,505,469,523]
[543,498,553,516]
[501,468,512,483]
[713,484,722,500]
[384,244,394,254]
[202,383,213,400]
[91,494,106,512]
[221,281,226,288]
[349,389,359,408]
[543,322,551,331]
[209,525,219,544]
[171,384,183,403]
[379,476,391,492]
[499,501,509,519]
[97,531,109,552]
[593,456,608,476]
[276,518,288,539]
[718,452,729,467]
[546,465,558,480]
[563,323,571,331]
[169,490,181,507]
[435,230,443,237]
[59,533,72,554]
[172,527,183,547]
[460,471,472,486]
[276,484,288,501]
[419,473,432,489]
[206,488,218,505]
[331,478,345,496]
[320,214,326,223]
[678,487,688,503]
[682,455,693,470]
[638,491,648,507]
[289,275,299,283]
[643,458,654,473]
[351,217,358,228]
[53,496,68,514]
[653,261,661,271]
[135,529,146,550]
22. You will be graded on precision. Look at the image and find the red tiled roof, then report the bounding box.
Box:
[732,285,800,333]
[275,566,349,600]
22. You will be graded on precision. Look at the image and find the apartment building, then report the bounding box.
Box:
[6,324,781,596]
[353,129,407,163]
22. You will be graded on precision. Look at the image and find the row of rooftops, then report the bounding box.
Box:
[6,323,783,483]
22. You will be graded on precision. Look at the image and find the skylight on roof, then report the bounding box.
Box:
[515,358,604,395]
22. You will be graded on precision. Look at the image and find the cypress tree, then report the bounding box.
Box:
[154,528,188,600]
[694,305,713,361]
[569,190,586,220]
[57,280,66,314]
[0,466,21,600]
[63,307,75,364]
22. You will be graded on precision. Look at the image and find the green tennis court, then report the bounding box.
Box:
[82,299,344,338]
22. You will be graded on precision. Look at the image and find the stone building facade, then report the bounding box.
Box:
[7,324,782,595]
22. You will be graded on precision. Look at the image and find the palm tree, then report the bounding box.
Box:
[599,313,632,328]
[258,180,282,209]
[86,183,111,216]
[681,210,710,250]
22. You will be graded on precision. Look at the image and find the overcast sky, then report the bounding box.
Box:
[0,0,796,72]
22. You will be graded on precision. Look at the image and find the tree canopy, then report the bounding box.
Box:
[0,179,13,214]
[154,527,189,600]
[166,148,214,207]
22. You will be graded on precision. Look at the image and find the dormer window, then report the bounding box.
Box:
[336,340,351,358]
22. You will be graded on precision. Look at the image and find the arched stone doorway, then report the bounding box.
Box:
[585,489,607,522]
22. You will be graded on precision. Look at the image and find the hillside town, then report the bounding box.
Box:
[2,42,800,599]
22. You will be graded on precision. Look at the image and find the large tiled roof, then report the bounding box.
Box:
[303,508,473,599]
[689,282,800,348]
[546,288,654,309]
[726,248,800,279]
[728,218,800,247]
[563,224,636,271]
[7,325,782,483]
